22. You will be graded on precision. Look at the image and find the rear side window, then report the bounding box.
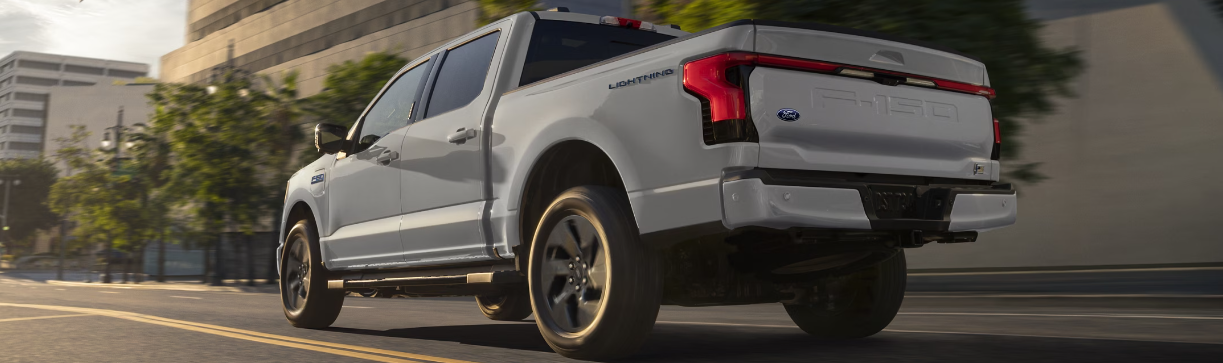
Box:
[519,20,675,86]
[424,32,501,119]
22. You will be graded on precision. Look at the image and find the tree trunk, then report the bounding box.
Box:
[246,234,256,286]
[157,233,166,282]
[201,241,211,284]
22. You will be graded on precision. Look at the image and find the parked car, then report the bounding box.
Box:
[278,9,1015,360]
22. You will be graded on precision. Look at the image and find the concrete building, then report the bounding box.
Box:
[0,51,149,159]
[906,0,1223,270]
[161,1,1222,270]
[41,84,157,176]
[159,0,626,97]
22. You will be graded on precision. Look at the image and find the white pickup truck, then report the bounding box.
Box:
[279,9,1016,360]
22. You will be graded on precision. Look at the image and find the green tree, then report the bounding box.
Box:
[646,0,1081,183]
[478,0,543,25]
[0,158,59,255]
[49,126,149,273]
[152,71,273,285]
[305,52,409,130]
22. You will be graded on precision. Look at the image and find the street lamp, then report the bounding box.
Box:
[98,106,138,283]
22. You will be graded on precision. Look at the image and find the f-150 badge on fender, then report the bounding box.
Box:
[609,69,674,89]
[777,108,800,121]
[310,174,324,184]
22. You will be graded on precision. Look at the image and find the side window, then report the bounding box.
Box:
[424,32,500,119]
[354,60,432,152]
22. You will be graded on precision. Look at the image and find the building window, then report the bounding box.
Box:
[12,109,45,118]
[106,69,146,78]
[15,76,59,86]
[10,125,42,134]
[61,80,95,87]
[7,141,41,151]
[17,60,62,72]
[13,92,46,102]
[0,93,8,101]
[64,64,105,75]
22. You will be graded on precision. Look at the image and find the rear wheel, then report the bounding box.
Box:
[476,287,533,321]
[527,186,661,360]
[783,250,906,338]
[280,219,345,328]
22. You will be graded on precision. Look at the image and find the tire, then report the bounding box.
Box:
[476,287,533,321]
[783,249,906,339]
[280,219,346,329]
[527,186,661,360]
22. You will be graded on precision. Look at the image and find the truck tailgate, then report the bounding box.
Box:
[749,23,996,180]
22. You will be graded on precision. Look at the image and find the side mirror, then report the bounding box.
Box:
[315,123,348,154]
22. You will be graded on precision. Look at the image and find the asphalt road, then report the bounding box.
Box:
[1,274,1221,362]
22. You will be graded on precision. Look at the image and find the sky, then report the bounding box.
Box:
[0,0,187,77]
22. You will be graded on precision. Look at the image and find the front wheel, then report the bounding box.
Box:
[528,186,661,360]
[784,250,906,339]
[280,219,345,328]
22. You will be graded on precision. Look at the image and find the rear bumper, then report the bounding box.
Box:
[721,169,1016,232]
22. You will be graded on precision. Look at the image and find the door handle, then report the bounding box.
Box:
[376,150,399,165]
[447,128,477,144]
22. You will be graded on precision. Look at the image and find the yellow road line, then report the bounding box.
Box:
[0,314,94,323]
[0,303,476,363]
[120,316,419,363]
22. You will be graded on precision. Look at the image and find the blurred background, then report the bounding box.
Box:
[0,0,1219,293]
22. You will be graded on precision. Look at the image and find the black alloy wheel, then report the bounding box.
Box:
[280,219,345,328]
[528,186,661,360]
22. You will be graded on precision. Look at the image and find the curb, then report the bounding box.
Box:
[46,280,280,294]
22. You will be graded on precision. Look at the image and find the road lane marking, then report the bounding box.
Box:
[657,321,796,329]
[120,316,419,363]
[170,296,202,299]
[882,328,1223,345]
[0,303,477,363]
[0,314,94,323]
[909,266,1223,276]
[656,320,1223,345]
[344,306,373,308]
[898,312,1223,320]
[99,291,119,294]
[906,294,1223,298]
[55,289,66,291]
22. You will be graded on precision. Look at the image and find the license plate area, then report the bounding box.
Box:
[867,185,951,220]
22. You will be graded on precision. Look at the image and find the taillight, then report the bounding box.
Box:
[683,52,757,144]
[991,118,1001,160]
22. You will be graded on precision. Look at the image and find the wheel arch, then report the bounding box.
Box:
[515,139,634,269]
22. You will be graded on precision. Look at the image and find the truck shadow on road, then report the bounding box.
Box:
[325,321,1223,362]
[326,322,554,352]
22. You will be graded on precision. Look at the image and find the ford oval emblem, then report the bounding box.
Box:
[777,108,800,122]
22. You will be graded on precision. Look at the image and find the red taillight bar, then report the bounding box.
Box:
[687,52,996,100]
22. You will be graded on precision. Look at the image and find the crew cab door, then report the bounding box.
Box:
[398,30,504,264]
[323,59,433,270]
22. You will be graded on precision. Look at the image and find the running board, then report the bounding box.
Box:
[326,271,522,290]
